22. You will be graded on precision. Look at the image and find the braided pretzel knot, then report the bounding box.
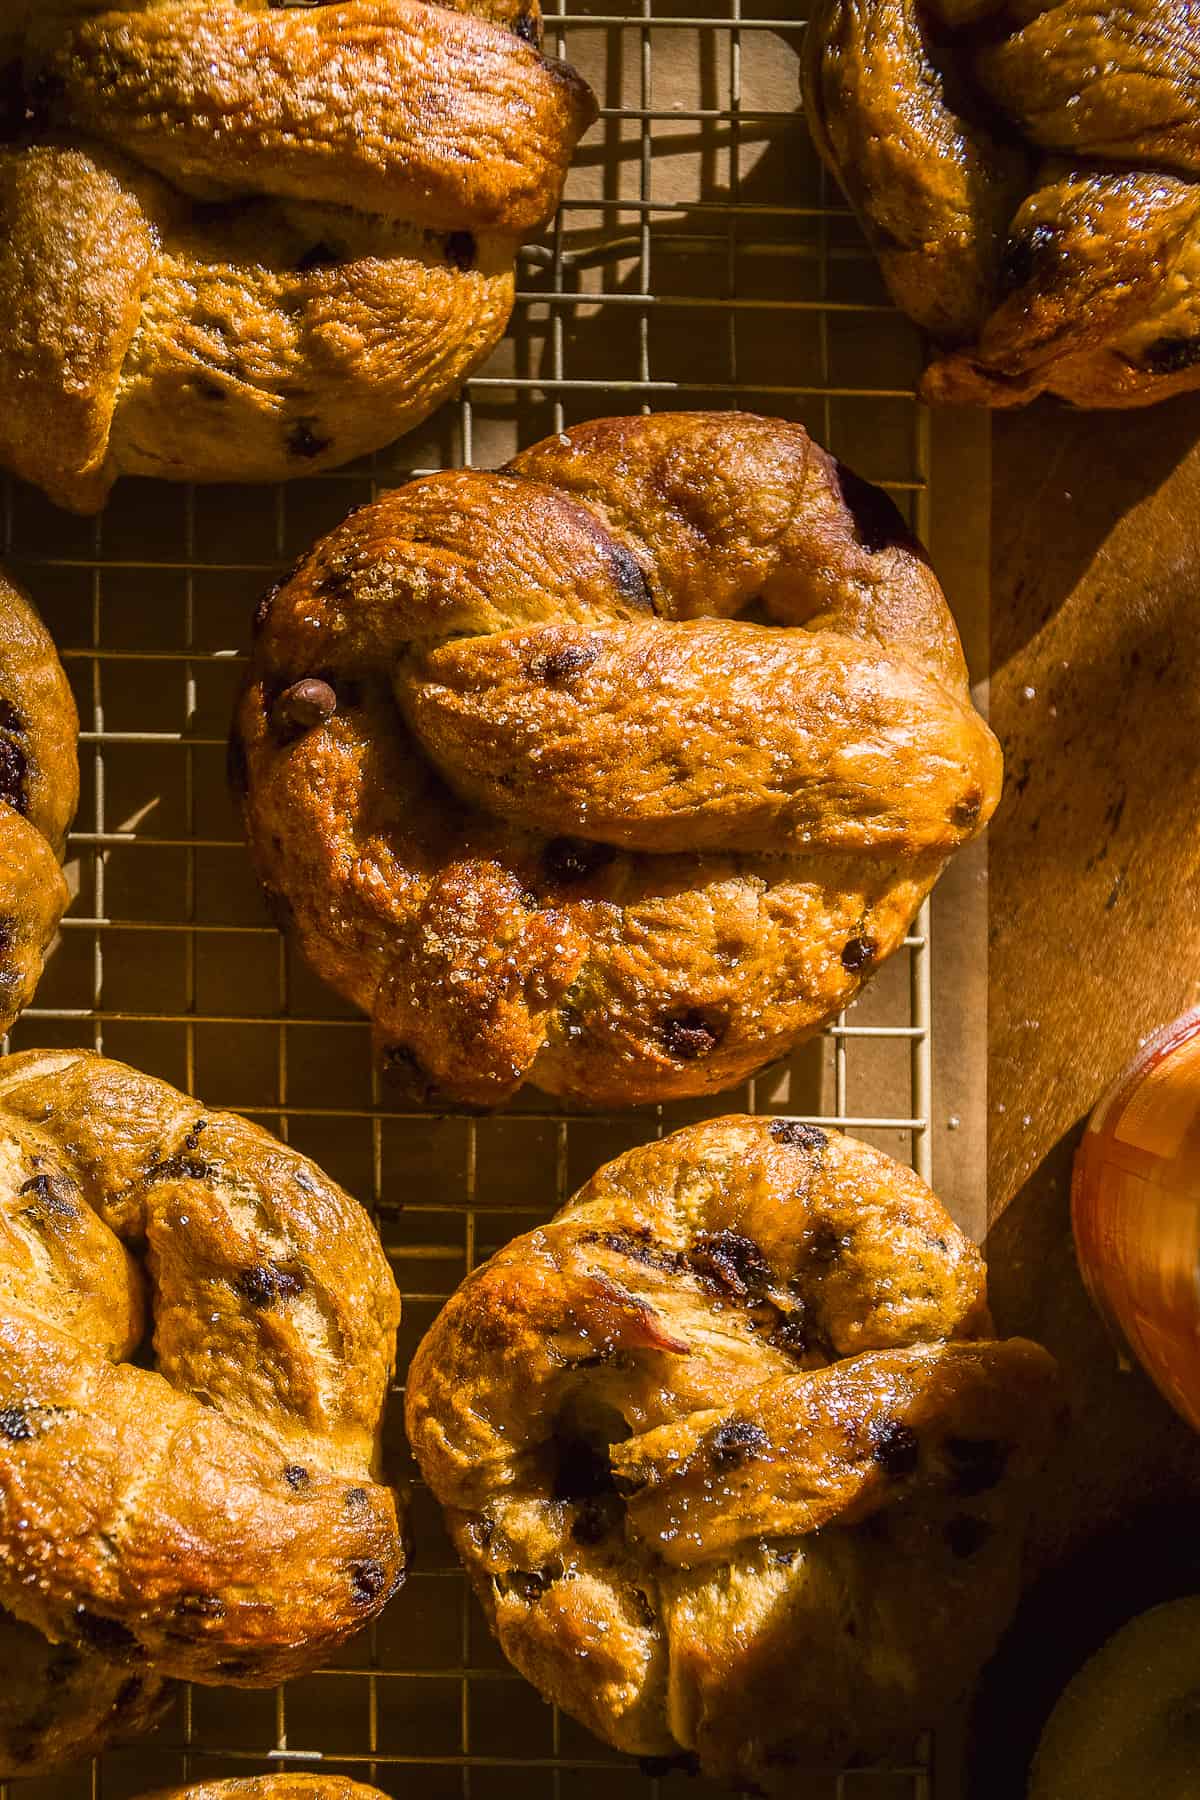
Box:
[236,412,1002,1109]
[0,1,594,513]
[804,0,1200,408]
[0,568,78,1038]
[406,1118,1061,1786]
[0,1050,403,1778]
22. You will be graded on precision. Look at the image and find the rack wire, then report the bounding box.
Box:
[0,2,988,1797]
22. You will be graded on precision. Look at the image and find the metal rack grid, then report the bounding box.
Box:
[0,3,984,1798]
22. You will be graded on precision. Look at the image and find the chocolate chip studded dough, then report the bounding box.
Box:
[0,1,595,511]
[0,566,78,1036]
[236,410,1002,1109]
[0,1049,403,1778]
[804,0,1200,408]
[406,1117,1062,1787]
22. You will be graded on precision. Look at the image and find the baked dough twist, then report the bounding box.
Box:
[134,1782,388,1800]
[0,1050,403,1778]
[235,411,1002,1108]
[407,1117,1061,1787]
[0,568,78,1036]
[804,0,1200,407]
[0,1,595,512]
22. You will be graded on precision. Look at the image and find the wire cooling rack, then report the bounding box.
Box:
[0,3,993,1798]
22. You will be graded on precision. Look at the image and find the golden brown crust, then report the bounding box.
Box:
[0,567,79,1035]
[804,0,1200,408]
[236,411,1001,1109]
[137,1781,390,1800]
[405,1117,1061,1785]
[0,1049,403,1771]
[0,2,594,510]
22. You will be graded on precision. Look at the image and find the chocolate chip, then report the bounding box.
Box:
[273,678,338,738]
[1142,335,1200,376]
[951,789,982,828]
[284,1464,310,1489]
[183,1119,208,1152]
[944,1515,992,1559]
[944,1436,1008,1496]
[770,1121,827,1151]
[608,541,653,609]
[234,1264,305,1309]
[18,1172,78,1219]
[834,462,913,556]
[630,1587,656,1627]
[286,418,332,459]
[526,642,599,684]
[74,1610,140,1657]
[444,230,477,272]
[767,1310,812,1360]
[0,1403,31,1440]
[345,1486,369,1509]
[998,222,1060,295]
[689,1229,772,1299]
[146,1153,215,1183]
[659,1008,726,1060]
[348,1560,388,1606]
[578,1227,685,1275]
[841,936,876,972]
[0,732,28,816]
[543,836,616,885]
[297,240,343,272]
[869,1417,920,1479]
[711,1419,768,1469]
[496,1564,560,1601]
[807,1221,846,1265]
[511,6,541,42]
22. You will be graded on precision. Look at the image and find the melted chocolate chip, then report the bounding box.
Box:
[689,1229,773,1299]
[767,1309,812,1361]
[608,541,653,609]
[869,1417,920,1479]
[999,222,1060,295]
[711,1419,768,1469]
[770,1120,828,1151]
[807,1221,847,1265]
[348,1560,388,1606]
[841,935,876,972]
[146,1153,215,1183]
[542,836,616,885]
[630,1587,656,1627]
[495,1564,560,1601]
[273,677,337,738]
[659,1008,727,1060]
[944,1436,1008,1496]
[74,1610,140,1657]
[578,1226,685,1275]
[944,1514,992,1559]
[951,788,983,829]
[284,1464,310,1489]
[286,418,332,460]
[183,1119,208,1152]
[444,230,477,272]
[17,1172,77,1218]
[0,731,28,816]
[526,642,599,684]
[234,1264,305,1309]
[0,1403,31,1441]
[345,1486,369,1510]
[834,462,914,556]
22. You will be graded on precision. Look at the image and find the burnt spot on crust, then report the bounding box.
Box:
[297,240,344,272]
[443,230,477,272]
[608,540,653,609]
[944,1514,993,1559]
[869,1417,920,1480]
[146,1152,215,1183]
[659,1008,727,1061]
[998,222,1061,296]
[495,1562,562,1602]
[711,1419,769,1469]
[17,1171,78,1219]
[348,1559,389,1607]
[284,1463,310,1489]
[840,935,876,972]
[511,6,541,43]
[944,1436,1008,1496]
[0,1402,32,1441]
[526,642,599,684]
[286,418,332,460]
[0,720,28,817]
[689,1229,773,1300]
[1141,335,1200,376]
[770,1120,828,1151]
[833,462,914,556]
[234,1263,305,1309]
[951,788,983,829]
[74,1609,141,1658]
[272,677,338,739]
[542,836,616,885]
